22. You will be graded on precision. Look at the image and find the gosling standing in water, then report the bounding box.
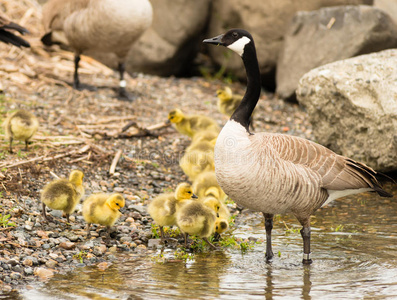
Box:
[3,110,39,153]
[83,193,125,238]
[148,182,198,242]
[41,170,85,223]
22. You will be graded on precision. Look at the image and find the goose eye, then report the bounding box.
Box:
[232,32,238,38]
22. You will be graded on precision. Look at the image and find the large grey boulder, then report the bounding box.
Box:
[205,0,371,87]
[374,0,397,24]
[297,49,397,172]
[277,5,397,100]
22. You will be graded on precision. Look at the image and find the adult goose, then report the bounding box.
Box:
[203,29,393,264]
[0,12,30,48]
[41,0,153,100]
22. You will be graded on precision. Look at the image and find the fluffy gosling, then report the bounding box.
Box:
[83,193,125,238]
[193,171,226,202]
[179,149,215,181]
[147,182,197,241]
[41,170,85,223]
[3,110,39,153]
[176,197,218,249]
[168,108,220,138]
[216,86,243,117]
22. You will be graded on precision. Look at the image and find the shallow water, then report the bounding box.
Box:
[17,183,397,299]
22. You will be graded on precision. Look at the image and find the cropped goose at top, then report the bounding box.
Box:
[203,28,392,264]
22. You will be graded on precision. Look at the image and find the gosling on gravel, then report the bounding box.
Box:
[83,193,125,238]
[41,170,85,223]
[0,12,30,48]
[147,182,198,242]
[41,0,153,100]
[3,109,39,153]
[216,86,243,117]
[176,197,218,249]
[168,108,220,138]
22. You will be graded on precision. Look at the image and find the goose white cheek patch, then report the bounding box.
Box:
[227,36,251,56]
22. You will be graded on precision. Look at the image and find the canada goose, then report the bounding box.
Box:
[179,149,215,181]
[41,170,85,223]
[3,110,39,153]
[83,193,125,238]
[0,12,30,48]
[41,0,153,100]
[176,197,217,249]
[192,171,226,201]
[147,182,198,242]
[168,108,220,138]
[204,29,393,264]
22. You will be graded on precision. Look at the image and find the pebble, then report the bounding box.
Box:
[35,268,55,281]
[59,242,76,250]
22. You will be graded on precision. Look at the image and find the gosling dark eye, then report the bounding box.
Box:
[187,191,192,194]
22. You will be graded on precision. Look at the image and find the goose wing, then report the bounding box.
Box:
[258,133,387,193]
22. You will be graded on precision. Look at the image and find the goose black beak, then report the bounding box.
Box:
[203,34,224,46]
[192,193,198,199]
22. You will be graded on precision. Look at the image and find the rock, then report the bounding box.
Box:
[206,0,371,87]
[374,0,397,24]
[148,239,162,249]
[45,259,57,269]
[34,267,55,280]
[276,5,397,100]
[24,267,34,276]
[49,210,63,219]
[22,259,33,267]
[59,242,76,250]
[296,49,397,171]
[129,205,147,216]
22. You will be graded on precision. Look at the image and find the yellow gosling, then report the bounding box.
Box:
[147,182,197,241]
[41,170,85,223]
[216,86,243,117]
[168,108,220,138]
[3,109,39,153]
[176,197,218,249]
[83,193,125,238]
[193,171,226,202]
[179,149,215,181]
[215,217,229,235]
[191,130,218,145]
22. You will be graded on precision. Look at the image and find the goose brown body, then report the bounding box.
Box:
[41,0,152,99]
[204,28,392,264]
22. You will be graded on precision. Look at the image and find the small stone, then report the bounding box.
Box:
[10,272,22,280]
[24,225,33,231]
[42,244,51,250]
[125,217,135,223]
[97,262,111,271]
[35,267,55,280]
[114,187,124,193]
[148,239,162,248]
[49,210,63,219]
[45,259,57,268]
[59,242,76,250]
[7,259,19,266]
[22,259,33,267]
[120,236,132,243]
[2,285,12,293]
[24,267,34,276]
[108,246,117,253]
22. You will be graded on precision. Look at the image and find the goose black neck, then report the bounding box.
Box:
[230,42,261,132]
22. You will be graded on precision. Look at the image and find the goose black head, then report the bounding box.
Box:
[203,29,254,57]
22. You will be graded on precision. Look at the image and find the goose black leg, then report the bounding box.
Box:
[263,213,274,261]
[298,216,312,264]
[117,62,134,101]
[73,54,81,89]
